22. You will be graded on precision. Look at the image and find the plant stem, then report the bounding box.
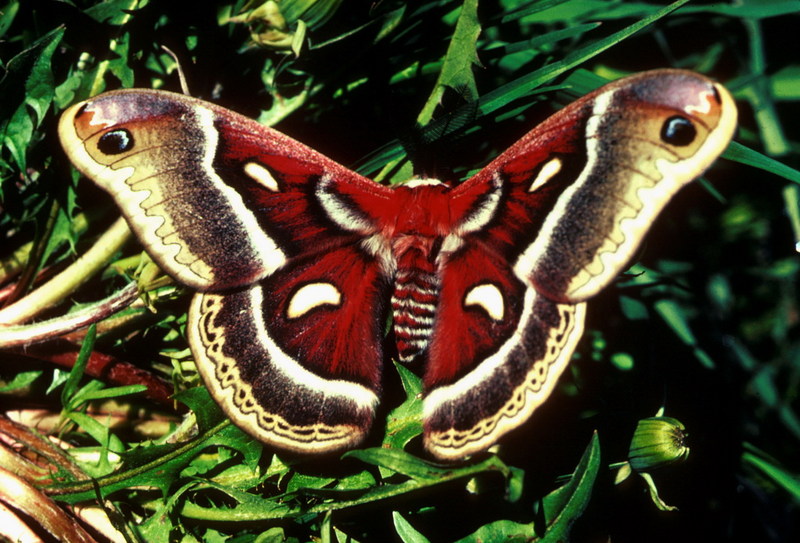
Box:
[0,218,131,326]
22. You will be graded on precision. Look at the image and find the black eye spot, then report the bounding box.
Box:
[661,116,697,146]
[98,129,134,155]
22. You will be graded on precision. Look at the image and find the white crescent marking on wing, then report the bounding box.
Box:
[512,88,616,287]
[244,162,280,192]
[193,106,287,276]
[464,283,505,321]
[528,157,562,192]
[249,286,378,408]
[286,282,342,319]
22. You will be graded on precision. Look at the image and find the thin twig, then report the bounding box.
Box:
[0,282,139,348]
[0,218,131,326]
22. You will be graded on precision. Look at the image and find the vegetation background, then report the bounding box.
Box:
[0,0,798,541]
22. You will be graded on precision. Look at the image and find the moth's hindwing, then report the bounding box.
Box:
[188,245,392,453]
[422,242,586,459]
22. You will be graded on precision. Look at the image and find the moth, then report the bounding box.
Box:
[59,70,736,460]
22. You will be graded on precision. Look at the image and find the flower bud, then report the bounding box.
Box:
[628,416,689,472]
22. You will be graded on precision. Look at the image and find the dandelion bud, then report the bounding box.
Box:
[628,416,689,472]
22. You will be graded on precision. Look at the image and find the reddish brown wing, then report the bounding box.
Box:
[188,245,391,453]
[59,90,397,454]
[423,70,737,459]
[58,89,394,291]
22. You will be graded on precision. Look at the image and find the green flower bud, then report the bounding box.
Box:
[628,416,689,472]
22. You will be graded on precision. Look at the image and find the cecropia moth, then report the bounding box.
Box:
[58,70,737,460]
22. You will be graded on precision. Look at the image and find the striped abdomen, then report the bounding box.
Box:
[392,260,440,363]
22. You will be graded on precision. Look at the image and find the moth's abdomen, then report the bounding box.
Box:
[391,244,440,362]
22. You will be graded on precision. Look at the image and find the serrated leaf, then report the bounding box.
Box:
[454,433,600,543]
[345,448,451,481]
[47,419,245,502]
[332,469,377,491]
[345,447,511,490]
[167,452,513,522]
[417,0,481,124]
[0,27,64,172]
[137,481,196,541]
[286,471,337,493]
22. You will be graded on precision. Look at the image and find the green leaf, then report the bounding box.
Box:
[65,411,126,455]
[0,0,19,39]
[383,361,424,450]
[417,0,481,124]
[84,0,140,25]
[359,0,690,177]
[724,141,800,185]
[393,512,431,543]
[503,22,601,55]
[611,352,635,371]
[653,299,715,369]
[137,481,197,541]
[69,383,148,406]
[174,384,227,432]
[456,519,533,543]
[455,434,600,542]
[60,323,96,408]
[538,432,601,542]
[0,26,64,172]
[681,0,800,19]
[742,443,800,502]
[0,370,41,393]
[501,0,573,23]
[345,447,452,481]
[479,0,690,115]
[47,419,243,502]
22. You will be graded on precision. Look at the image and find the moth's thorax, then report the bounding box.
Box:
[390,179,452,236]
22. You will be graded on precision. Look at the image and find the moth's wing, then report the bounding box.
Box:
[59,90,396,454]
[58,89,394,291]
[424,70,737,459]
[454,70,737,303]
[189,244,391,453]
[423,245,585,460]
